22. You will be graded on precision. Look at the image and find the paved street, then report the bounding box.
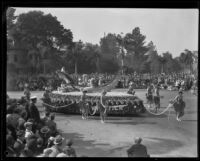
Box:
[7,89,198,157]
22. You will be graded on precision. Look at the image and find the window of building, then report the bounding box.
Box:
[14,55,17,62]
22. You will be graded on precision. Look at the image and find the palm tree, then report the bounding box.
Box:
[184,49,193,73]
[92,46,101,73]
[179,49,193,73]
[158,56,167,73]
[71,41,84,75]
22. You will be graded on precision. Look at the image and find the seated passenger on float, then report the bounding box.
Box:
[127,82,135,95]
[83,77,96,93]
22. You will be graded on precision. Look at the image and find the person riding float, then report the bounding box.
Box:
[56,67,78,91]
[169,90,185,121]
[127,82,135,95]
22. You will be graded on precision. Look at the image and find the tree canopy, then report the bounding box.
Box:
[6,8,197,75]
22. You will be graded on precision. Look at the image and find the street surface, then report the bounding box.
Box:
[7,89,198,157]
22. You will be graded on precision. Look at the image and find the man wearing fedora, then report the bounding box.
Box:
[127,137,150,157]
[39,126,50,147]
[47,135,64,157]
[13,130,26,156]
[28,96,41,124]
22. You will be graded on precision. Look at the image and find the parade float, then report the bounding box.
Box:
[42,68,146,116]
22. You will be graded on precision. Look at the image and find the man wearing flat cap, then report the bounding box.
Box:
[27,96,41,124]
[24,121,34,140]
[127,137,149,157]
[13,130,25,156]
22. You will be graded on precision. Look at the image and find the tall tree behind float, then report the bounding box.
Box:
[7,9,73,74]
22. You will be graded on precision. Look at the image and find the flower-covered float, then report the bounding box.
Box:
[42,68,146,116]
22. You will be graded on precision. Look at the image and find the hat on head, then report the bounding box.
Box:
[16,130,25,137]
[30,96,37,100]
[134,137,142,144]
[37,137,44,145]
[24,122,33,128]
[27,118,34,123]
[40,126,50,134]
[43,148,53,156]
[53,135,64,145]
[66,139,73,146]
[49,137,55,141]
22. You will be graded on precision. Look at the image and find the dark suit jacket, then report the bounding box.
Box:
[13,139,25,156]
[127,144,149,157]
[28,103,40,123]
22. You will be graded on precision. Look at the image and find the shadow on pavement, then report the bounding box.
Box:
[59,131,111,157]
[107,120,157,125]
[144,137,184,155]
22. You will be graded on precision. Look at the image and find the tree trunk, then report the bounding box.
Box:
[162,64,164,73]
[75,61,78,74]
[96,58,101,73]
[121,58,124,75]
[43,63,46,74]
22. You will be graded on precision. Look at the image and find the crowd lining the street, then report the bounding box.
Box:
[6,93,78,157]
[7,72,198,93]
[6,90,150,157]
[6,71,197,157]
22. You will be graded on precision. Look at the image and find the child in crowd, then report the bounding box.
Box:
[63,139,77,157]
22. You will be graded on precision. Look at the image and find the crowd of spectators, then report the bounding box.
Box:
[7,72,198,92]
[6,92,151,157]
[6,95,77,157]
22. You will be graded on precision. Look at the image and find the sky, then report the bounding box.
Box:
[14,8,198,58]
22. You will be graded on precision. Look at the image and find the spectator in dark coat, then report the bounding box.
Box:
[41,111,50,125]
[20,139,37,157]
[13,130,25,157]
[46,113,58,137]
[28,96,41,124]
[6,134,16,157]
[39,126,50,147]
[63,139,77,157]
[35,137,44,156]
[127,137,149,157]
